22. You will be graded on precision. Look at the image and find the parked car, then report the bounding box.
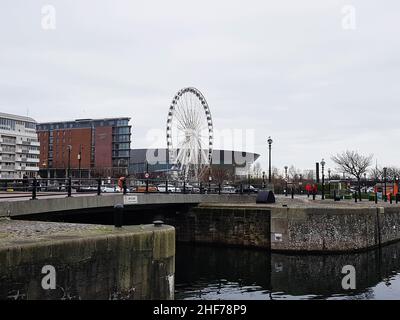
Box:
[76,186,97,193]
[183,184,200,193]
[135,185,157,193]
[157,184,181,193]
[101,186,118,193]
[222,186,236,194]
[235,185,259,194]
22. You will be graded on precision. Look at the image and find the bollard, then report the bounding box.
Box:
[31,177,37,200]
[67,177,72,197]
[153,219,164,227]
[114,204,124,228]
[200,183,203,194]
[165,180,169,194]
[183,181,186,194]
[218,184,221,195]
[145,178,149,194]
[97,178,102,196]
[291,188,294,199]
[312,192,316,201]
[375,192,378,204]
[390,193,393,204]
[334,190,336,201]
[354,192,357,203]
[240,183,243,195]
[123,179,127,195]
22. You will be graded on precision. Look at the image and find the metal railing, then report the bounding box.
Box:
[0,177,270,200]
[1,177,398,203]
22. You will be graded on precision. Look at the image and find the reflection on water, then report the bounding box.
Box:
[175,242,400,300]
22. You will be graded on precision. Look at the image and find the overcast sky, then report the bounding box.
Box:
[0,0,399,172]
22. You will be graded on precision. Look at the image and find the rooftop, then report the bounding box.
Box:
[0,112,37,123]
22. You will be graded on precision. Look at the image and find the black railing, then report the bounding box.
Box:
[0,177,273,199]
[1,177,399,203]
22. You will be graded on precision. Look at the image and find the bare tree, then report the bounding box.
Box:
[370,166,400,182]
[210,167,229,185]
[252,162,262,178]
[331,150,373,200]
[288,166,301,181]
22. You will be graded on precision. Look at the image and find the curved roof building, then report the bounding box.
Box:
[129,148,260,177]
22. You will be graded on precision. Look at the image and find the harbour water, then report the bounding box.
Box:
[175,242,400,300]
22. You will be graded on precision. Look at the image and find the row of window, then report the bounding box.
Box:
[113,134,131,142]
[113,127,130,135]
[112,150,130,157]
[0,118,36,130]
[37,119,130,131]
[113,143,130,150]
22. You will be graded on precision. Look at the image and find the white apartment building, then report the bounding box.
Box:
[0,112,40,179]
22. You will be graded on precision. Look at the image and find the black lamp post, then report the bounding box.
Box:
[364,172,367,193]
[262,171,266,189]
[328,168,331,194]
[284,166,288,196]
[383,167,387,202]
[208,167,212,192]
[267,137,273,184]
[67,145,72,178]
[78,145,82,184]
[321,159,326,200]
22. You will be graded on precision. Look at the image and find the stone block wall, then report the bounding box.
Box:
[166,207,271,249]
[0,224,175,300]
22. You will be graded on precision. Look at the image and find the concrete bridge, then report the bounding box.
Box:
[0,192,257,217]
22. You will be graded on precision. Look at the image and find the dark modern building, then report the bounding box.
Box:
[129,148,260,178]
[37,118,131,178]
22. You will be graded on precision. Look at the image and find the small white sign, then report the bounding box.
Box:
[274,233,283,242]
[124,195,138,205]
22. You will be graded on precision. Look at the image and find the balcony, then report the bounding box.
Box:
[1,141,16,146]
[24,166,39,171]
[0,166,15,171]
[28,149,40,155]
[26,158,40,163]
[1,157,16,162]
[2,149,16,154]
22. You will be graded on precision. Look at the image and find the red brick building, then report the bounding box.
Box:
[37,118,131,178]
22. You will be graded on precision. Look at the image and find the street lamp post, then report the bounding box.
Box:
[328,168,331,195]
[364,172,367,193]
[67,145,72,178]
[284,166,288,196]
[262,171,266,189]
[321,159,326,200]
[383,167,387,202]
[78,145,82,184]
[208,167,212,192]
[267,137,273,184]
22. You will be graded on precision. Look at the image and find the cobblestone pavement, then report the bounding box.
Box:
[0,218,112,247]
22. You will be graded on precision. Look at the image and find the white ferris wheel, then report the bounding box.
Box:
[166,87,213,181]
